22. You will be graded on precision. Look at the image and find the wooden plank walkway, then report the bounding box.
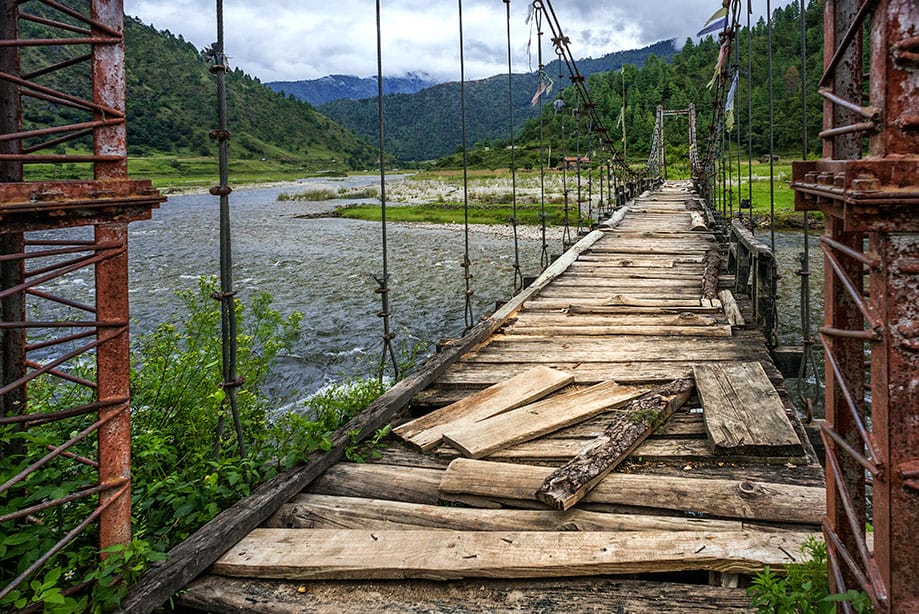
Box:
[178,181,824,613]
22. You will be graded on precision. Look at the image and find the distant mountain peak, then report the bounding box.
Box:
[266,72,439,107]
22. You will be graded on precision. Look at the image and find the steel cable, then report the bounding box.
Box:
[211,0,244,459]
[374,0,399,380]
[504,0,524,295]
[458,0,475,332]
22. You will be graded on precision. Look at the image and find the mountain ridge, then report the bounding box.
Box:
[267,72,438,106]
[312,40,678,161]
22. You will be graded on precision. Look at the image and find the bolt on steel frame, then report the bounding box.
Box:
[0,0,164,601]
[791,0,918,611]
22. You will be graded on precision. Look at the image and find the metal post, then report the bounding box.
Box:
[95,223,132,550]
[791,0,918,609]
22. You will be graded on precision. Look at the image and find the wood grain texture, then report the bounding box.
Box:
[264,494,747,533]
[442,382,645,459]
[213,529,815,580]
[693,363,802,456]
[439,459,824,524]
[393,366,574,451]
[535,379,695,510]
[178,575,757,614]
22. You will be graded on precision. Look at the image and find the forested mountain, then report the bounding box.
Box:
[19,15,377,170]
[266,72,437,106]
[506,1,824,164]
[319,40,678,161]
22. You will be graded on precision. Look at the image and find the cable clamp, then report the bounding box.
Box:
[220,377,245,389]
[209,129,231,141]
[209,185,233,196]
[210,290,238,300]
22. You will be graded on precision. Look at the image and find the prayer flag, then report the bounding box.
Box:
[704,7,728,26]
[697,16,727,37]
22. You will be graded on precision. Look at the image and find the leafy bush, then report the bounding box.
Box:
[748,537,873,613]
[1,277,388,611]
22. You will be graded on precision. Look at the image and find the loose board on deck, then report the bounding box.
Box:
[393,365,574,451]
[693,362,802,457]
[442,381,644,459]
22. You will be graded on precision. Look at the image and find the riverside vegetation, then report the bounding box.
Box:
[0,278,392,612]
[280,165,812,229]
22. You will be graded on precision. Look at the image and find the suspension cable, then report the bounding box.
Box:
[556,47,572,249]
[210,0,244,459]
[374,0,399,380]
[746,0,753,209]
[457,0,475,333]
[533,1,549,270]
[575,103,583,235]
[504,0,524,295]
[767,0,776,250]
[796,0,820,419]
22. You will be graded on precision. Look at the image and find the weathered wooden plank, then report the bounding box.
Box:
[307,463,444,504]
[437,362,698,387]
[393,366,574,451]
[442,382,645,459]
[693,363,802,456]
[178,575,758,614]
[551,277,703,287]
[528,294,705,308]
[213,528,814,579]
[536,379,695,510]
[701,250,722,300]
[719,289,745,326]
[439,459,824,524]
[435,437,806,466]
[464,337,769,365]
[503,324,733,338]
[578,253,703,267]
[510,312,723,328]
[537,287,701,299]
[523,302,720,315]
[265,493,748,533]
[437,361,776,387]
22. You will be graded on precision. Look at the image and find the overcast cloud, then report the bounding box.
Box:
[124,1,787,83]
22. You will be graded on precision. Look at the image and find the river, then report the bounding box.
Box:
[126,175,560,404]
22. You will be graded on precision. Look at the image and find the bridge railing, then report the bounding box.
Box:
[727,220,777,346]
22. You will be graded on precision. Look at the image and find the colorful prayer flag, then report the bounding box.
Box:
[697,16,727,37]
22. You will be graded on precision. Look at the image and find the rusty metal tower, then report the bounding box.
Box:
[791,0,918,611]
[0,0,164,599]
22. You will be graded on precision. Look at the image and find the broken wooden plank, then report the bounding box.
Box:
[265,493,749,533]
[718,289,745,326]
[213,528,815,580]
[690,211,708,231]
[393,365,573,451]
[442,382,645,459]
[439,459,824,524]
[701,249,722,300]
[693,362,802,457]
[535,379,695,510]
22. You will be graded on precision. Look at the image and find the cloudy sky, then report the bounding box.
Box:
[124,1,786,83]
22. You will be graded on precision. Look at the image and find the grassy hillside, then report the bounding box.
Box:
[319,40,678,162]
[19,14,377,182]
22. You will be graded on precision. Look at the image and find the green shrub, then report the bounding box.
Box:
[1,277,389,611]
[748,537,873,613]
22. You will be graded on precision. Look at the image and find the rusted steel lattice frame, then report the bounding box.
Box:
[791,0,918,611]
[0,0,163,601]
